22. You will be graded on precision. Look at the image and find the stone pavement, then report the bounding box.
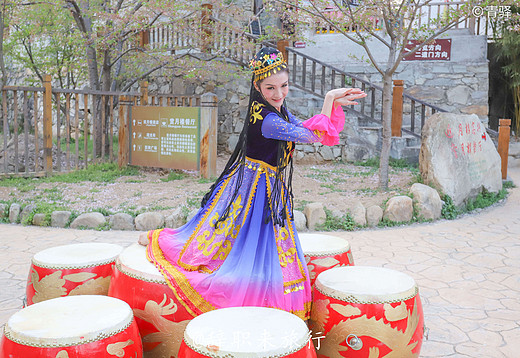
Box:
[1,167,519,357]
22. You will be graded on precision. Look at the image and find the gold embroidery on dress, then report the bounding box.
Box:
[250,101,265,124]
[194,195,243,262]
[275,226,297,268]
[106,339,134,357]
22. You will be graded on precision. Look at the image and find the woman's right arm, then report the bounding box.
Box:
[261,113,322,143]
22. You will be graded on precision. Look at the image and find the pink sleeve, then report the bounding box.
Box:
[330,104,346,132]
[301,105,346,146]
[302,114,340,146]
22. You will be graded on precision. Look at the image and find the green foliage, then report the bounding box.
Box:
[161,170,187,182]
[353,157,379,168]
[186,197,199,208]
[147,205,174,212]
[198,177,217,184]
[90,207,113,216]
[494,7,520,134]
[441,195,459,220]
[354,188,379,196]
[377,217,410,228]
[20,202,70,226]
[503,180,515,189]
[316,208,356,231]
[6,1,87,87]
[465,189,508,212]
[46,163,140,183]
[95,222,112,231]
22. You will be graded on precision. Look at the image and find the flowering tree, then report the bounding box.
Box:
[494,6,520,135]
[4,0,251,154]
[275,0,507,189]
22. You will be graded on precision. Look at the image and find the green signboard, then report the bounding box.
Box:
[130,106,201,170]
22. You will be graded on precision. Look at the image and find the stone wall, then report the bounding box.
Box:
[296,29,490,126]
[149,70,380,163]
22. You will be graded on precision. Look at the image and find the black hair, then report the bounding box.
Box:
[200,73,295,227]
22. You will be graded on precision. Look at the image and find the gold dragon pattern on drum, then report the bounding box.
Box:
[310,297,421,358]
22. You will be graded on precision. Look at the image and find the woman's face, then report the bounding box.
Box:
[254,71,289,111]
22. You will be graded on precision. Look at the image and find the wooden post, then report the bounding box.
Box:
[200,92,218,179]
[42,75,53,174]
[118,96,129,168]
[140,81,149,105]
[498,118,511,180]
[391,79,404,137]
[201,3,213,52]
[139,30,149,47]
[277,39,289,62]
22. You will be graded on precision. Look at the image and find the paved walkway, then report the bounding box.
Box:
[1,166,519,357]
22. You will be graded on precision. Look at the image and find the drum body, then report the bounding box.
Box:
[26,243,123,306]
[108,243,193,358]
[0,295,142,357]
[310,266,424,358]
[179,306,316,358]
[299,234,354,287]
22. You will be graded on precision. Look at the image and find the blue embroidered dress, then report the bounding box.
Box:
[146,101,323,321]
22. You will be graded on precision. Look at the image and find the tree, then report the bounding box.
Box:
[6,1,86,88]
[494,6,520,135]
[7,0,252,155]
[275,0,507,189]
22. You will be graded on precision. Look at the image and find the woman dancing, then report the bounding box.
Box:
[139,47,366,321]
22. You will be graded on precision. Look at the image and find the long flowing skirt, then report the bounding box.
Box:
[146,157,311,321]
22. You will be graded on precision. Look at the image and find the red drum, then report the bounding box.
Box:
[108,243,193,357]
[179,306,317,358]
[0,295,142,357]
[299,233,354,287]
[310,266,424,358]
[26,243,123,306]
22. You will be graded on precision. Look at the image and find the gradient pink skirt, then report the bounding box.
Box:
[146,157,311,321]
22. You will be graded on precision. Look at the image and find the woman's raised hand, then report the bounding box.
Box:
[326,88,367,106]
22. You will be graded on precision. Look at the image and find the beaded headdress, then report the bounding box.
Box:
[249,47,288,82]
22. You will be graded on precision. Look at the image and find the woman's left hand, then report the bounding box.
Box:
[334,90,367,106]
[326,88,365,100]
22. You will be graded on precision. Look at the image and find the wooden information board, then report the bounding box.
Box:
[129,106,201,170]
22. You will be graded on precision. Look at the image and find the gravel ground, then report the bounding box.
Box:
[0,154,417,218]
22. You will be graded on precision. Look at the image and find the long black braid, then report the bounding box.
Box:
[200,74,295,227]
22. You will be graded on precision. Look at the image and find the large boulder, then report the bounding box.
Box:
[20,204,36,224]
[9,203,21,223]
[70,212,106,229]
[51,211,72,228]
[135,212,165,231]
[410,183,442,220]
[32,213,47,226]
[303,202,326,230]
[420,113,502,207]
[165,207,186,228]
[349,200,367,226]
[383,196,413,223]
[366,205,383,227]
[110,213,135,231]
[293,210,307,231]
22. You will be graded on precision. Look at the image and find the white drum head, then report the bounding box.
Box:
[5,295,133,347]
[32,243,123,268]
[116,243,165,283]
[316,266,417,303]
[299,233,350,257]
[184,307,309,357]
